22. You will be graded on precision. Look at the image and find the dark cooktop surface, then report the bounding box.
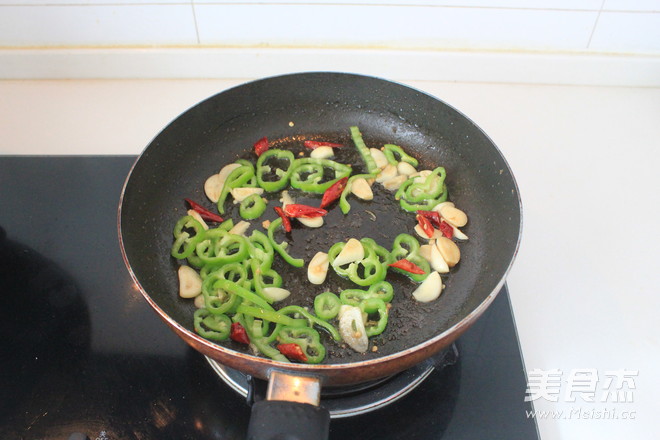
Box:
[0,156,537,440]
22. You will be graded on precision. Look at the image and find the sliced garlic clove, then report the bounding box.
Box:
[262,287,291,302]
[369,148,389,169]
[439,205,468,227]
[419,243,434,262]
[299,216,324,228]
[308,251,329,285]
[203,174,224,203]
[430,242,450,273]
[193,293,206,309]
[382,175,407,191]
[414,224,433,240]
[205,163,242,202]
[333,238,364,267]
[218,162,242,181]
[435,237,461,267]
[431,201,455,213]
[452,225,468,240]
[231,187,264,203]
[397,161,417,176]
[376,164,398,183]
[229,220,250,236]
[351,178,374,201]
[310,146,334,159]
[280,190,295,207]
[339,305,369,353]
[187,209,209,230]
[412,271,443,302]
[178,265,202,298]
[411,169,432,183]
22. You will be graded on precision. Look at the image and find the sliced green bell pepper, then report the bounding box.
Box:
[277,326,327,364]
[256,148,295,192]
[349,126,379,174]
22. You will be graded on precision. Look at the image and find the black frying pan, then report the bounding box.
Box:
[118,72,522,439]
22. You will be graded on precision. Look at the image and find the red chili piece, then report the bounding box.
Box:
[283,204,328,219]
[230,322,250,344]
[416,214,435,239]
[254,136,269,157]
[185,198,224,223]
[389,259,426,275]
[439,221,454,239]
[416,210,442,229]
[303,140,344,150]
[319,177,349,209]
[277,343,308,362]
[273,206,292,233]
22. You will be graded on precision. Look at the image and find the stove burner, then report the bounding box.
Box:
[205,343,458,418]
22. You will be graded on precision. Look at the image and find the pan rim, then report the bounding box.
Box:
[117,71,523,375]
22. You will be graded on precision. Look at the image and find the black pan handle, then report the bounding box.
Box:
[246,370,330,440]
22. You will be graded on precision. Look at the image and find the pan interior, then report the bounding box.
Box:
[119,73,521,365]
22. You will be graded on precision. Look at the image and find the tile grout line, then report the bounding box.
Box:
[191,1,201,45]
[586,0,605,50]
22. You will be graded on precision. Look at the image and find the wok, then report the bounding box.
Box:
[118,72,521,439]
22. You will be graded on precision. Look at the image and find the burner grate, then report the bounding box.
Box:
[205,343,458,418]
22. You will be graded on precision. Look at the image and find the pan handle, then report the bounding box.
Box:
[246,370,330,440]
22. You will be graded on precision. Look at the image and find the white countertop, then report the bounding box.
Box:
[2,77,658,439]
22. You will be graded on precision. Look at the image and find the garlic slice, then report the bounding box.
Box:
[419,243,434,262]
[397,161,417,176]
[178,265,202,298]
[339,305,369,353]
[230,187,264,203]
[430,241,450,273]
[439,205,468,227]
[382,175,407,191]
[414,224,433,240]
[435,237,461,267]
[412,271,443,302]
[187,209,209,230]
[308,251,329,285]
[299,216,324,228]
[310,146,334,159]
[452,225,468,241]
[333,238,364,267]
[262,287,291,302]
[229,220,250,236]
[412,169,432,183]
[204,163,241,202]
[431,201,455,213]
[280,190,294,207]
[351,178,374,201]
[193,293,206,309]
[376,164,398,183]
[369,148,389,169]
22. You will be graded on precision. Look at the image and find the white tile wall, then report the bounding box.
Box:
[0,1,658,55]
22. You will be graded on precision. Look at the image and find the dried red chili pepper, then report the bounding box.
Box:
[416,214,435,239]
[277,343,308,362]
[319,176,348,209]
[439,221,454,239]
[283,204,328,219]
[254,136,269,157]
[230,322,250,344]
[273,206,292,233]
[185,198,224,223]
[389,259,425,275]
[303,140,344,150]
[416,210,442,229]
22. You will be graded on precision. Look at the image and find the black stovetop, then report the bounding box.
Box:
[0,156,538,440]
